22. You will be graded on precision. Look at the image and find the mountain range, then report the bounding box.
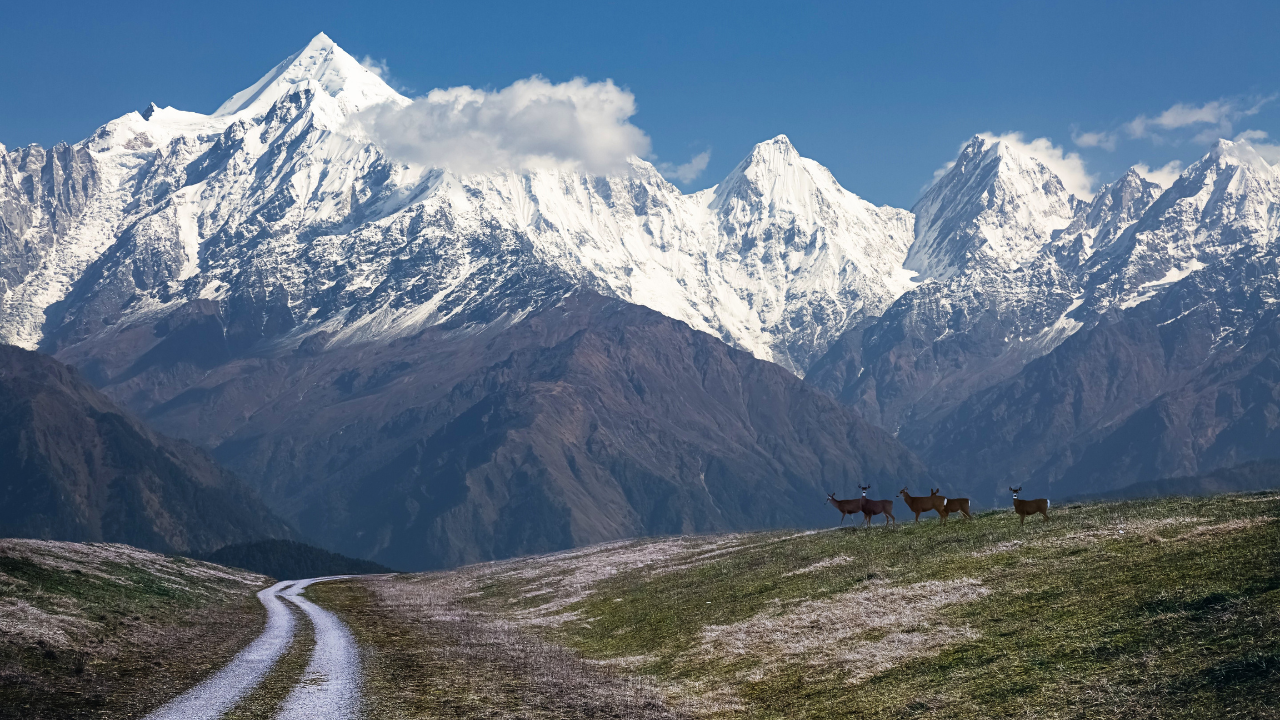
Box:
[3,33,1277,566]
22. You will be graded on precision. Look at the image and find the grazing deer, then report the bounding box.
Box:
[931,488,971,520]
[858,484,896,527]
[826,493,864,525]
[899,488,946,523]
[1009,486,1049,526]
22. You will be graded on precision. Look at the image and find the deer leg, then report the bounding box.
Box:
[840,513,846,525]
[914,511,920,523]
[1041,510,1049,522]
[1020,513,1026,527]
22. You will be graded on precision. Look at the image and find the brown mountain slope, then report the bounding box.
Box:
[0,344,292,553]
[61,293,930,570]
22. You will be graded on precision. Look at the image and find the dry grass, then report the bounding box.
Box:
[781,555,858,577]
[0,540,269,720]
[698,578,990,684]
[351,492,1280,719]
[311,577,689,719]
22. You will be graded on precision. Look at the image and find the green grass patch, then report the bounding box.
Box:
[460,494,1280,719]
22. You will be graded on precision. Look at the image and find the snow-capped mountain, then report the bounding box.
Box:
[813,134,1280,501]
[1,33,916,376]
[5,31,1280,544]
[1055,168,1163,268]
[906,135,1081,281]
[809,135,1129,429]
[1085,139,1280,315]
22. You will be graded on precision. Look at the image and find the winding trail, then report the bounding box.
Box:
[277,577,362,720]
[141,576,362,720]
[142,580,298,720]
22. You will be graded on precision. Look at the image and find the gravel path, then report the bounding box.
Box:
[142,580,299,720]
[277,577,362,720]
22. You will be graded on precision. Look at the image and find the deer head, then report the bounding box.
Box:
[1010,486,1022,498]
[930,488,940,496]
[858,484,870,496]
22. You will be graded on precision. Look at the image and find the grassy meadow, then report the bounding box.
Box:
[323,493,1280,719]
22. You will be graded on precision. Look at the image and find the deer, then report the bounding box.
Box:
[931,488,971,520]
[899,488,946,523]
[826,493,864,525]
[858,484,896,527]
[1009,486,1049,526]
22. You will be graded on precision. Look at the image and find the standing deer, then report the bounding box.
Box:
[899,488,946,523]
[858,484,896,527]
[1010,486,1049,526]
[931,488,971,520]
[826,493,864,525]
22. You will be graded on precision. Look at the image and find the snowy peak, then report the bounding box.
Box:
[1059,167,1162,265]
[712,134,868,219]
[1204,138,1276,176]
[213,32,406,118]
[1090,139,1280,297]
[906,135,1077,280]
[743,134,801,170]
[713,135,804,204]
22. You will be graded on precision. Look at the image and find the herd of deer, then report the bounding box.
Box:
[826,485,1050,528]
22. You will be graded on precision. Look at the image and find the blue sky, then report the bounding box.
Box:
[4,0,1278,207]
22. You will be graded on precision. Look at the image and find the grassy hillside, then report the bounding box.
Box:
[315,493,1280,719]
[0,539,269,720]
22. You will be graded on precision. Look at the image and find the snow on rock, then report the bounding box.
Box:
[0,38,919,376]
[214,32,408,119]
[906,135,1079,281]
[3,35,1279,395]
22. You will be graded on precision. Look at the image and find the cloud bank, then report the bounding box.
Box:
[357,76,652,176]
[1074,95,1276,151]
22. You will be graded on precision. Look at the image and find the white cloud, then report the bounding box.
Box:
[1133,160,1184,188]
[360,55,391,79]
[1125,96,1273,143]
[980,132,1097,199]
[657,150,711,184]
[1234,129,1280,166]
[357,76,651,176]
[1072,129,1117,151]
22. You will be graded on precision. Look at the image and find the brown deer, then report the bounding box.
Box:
[899,488,946,523]
[826,493,864,525]
[931,488,971,520]
[858,484,896,527]
[1010,486,1049,526]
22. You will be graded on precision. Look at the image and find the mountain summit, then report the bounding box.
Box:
[214,32,407,118]
[906,135,1079,281]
